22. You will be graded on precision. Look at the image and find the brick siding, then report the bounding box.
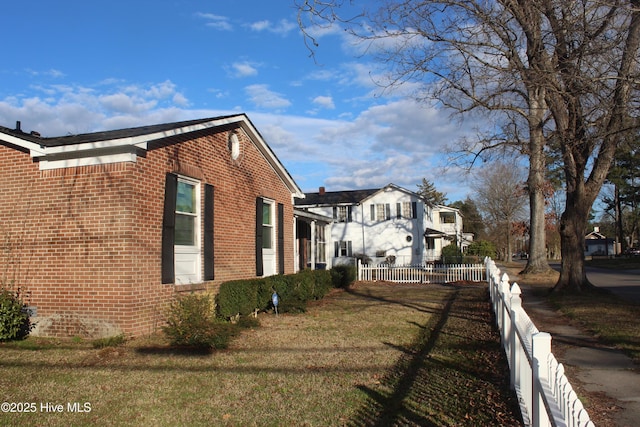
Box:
[0,125,296,337]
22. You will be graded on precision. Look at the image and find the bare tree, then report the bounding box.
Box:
[297,0,640,292]
[472,162,528,262]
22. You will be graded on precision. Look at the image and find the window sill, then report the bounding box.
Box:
[174,283,207,293]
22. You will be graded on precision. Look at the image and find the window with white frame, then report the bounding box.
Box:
[334,240,353,257]
[371,203,391,221]
[334,205,352,222]
[174,177,201,284]
[402,202,412,219]
[262,201,273,250]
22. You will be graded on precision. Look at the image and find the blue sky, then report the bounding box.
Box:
[0,0,479,201]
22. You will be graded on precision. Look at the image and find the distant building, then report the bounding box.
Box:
[295,184,472,267]
[584,227,615,257]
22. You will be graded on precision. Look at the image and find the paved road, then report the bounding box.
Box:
[585,265,640,303]
[536,260,640,303]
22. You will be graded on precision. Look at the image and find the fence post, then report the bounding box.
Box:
[357,259,362,281]
[499,273,511,349]
[509,282,522,391]
[532,332,552,427]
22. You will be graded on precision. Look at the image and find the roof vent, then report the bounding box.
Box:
[15,121,21,132]
[30,131,41,138]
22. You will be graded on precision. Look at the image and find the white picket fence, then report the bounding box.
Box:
[357,261,485,284]
[485,257,594,427]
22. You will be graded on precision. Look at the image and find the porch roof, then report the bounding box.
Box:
[294,208,333,223]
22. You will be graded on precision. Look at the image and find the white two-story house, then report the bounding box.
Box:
[295,183,471,267]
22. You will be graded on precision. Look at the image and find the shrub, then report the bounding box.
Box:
[441,244,464,264]
[331,264,356,288]
[0,287,33,341]
[216,279,259,318]
[466,240,497,258]
[163,293,235,349]
[216,270,337,319]
[265,274,307,314]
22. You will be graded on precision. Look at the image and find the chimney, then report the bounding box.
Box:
[319,186,325,195]
[15,121,21,132]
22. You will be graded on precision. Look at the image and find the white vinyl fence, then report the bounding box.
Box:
[485,258,594,427]
[357,261,485,284]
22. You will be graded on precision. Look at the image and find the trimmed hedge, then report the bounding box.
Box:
[216,268,338,319]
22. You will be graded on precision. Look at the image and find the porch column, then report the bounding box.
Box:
[310,220,316,270]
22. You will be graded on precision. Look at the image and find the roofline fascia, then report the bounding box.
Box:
[0,131,46,156]
[12,114,304,198]
[359,183,421,204]
[39,115,247,155]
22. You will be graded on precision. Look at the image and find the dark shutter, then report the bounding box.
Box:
[204,184,214,281]
[332,206,337,220]
[334,241,340,257]
[347,241,353,257]
[347,206,353,222]
[412,202,418,219]
[277,203,285,275]
[255,197,264,276]
[385,204,391,220]
[161,173,177,284]
[396,203,402,219]
[370,204,375,221]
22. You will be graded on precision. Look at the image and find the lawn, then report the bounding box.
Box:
[0,282,522,426]
[513,259,640,365]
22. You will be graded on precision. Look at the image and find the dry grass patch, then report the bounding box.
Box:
[0,282,520,426]
[500,262,640,365]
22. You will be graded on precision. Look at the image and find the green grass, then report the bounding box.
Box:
[549,290,640,363]
[0,283,521,426]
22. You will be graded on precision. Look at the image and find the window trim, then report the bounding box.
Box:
[174,176,202,284]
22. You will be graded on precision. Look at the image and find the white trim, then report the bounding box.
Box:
[260,198,276,277]
[38,152,137,170]
[0,131,46,155]
[174,176,202,285]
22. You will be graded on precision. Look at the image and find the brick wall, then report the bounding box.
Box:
[0,124,297,338]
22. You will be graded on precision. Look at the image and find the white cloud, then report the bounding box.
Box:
[244,84,291,109]
[26,68,66,78]
[249,20,270,32]
[0,78,475,201]
[248,19,296,36]
[196,12,233,31]
[0,79,191,135]
[312,95,335,109]
[230,62,259,78]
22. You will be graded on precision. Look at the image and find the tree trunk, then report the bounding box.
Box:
[523,116,552,274]
[506,221,513,263]
[615,183,624,252]
[554,191,595,293]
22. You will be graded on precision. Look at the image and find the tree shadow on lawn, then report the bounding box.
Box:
[347,287,522,427]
